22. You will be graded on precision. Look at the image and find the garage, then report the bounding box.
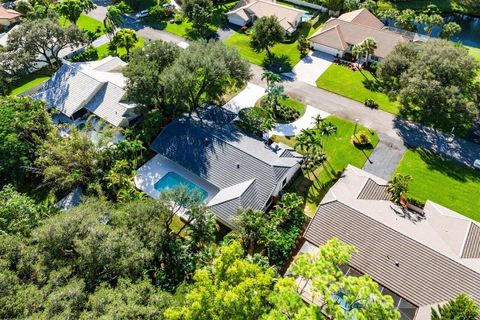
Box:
[227,12,249,27]
[311,43,344,57]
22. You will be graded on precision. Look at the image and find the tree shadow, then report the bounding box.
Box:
[262,54,293,73]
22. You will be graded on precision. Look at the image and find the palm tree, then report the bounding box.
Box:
[104,6,123,41]
[387,174,412,205]
[351,43,364,62]
[313,115,337,136]
[260,117,276,142]
[261,70,281,88]
[361,37,377,67]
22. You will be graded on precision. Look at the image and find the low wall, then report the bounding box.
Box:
[279,0,327,11]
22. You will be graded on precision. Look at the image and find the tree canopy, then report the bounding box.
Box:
[112,28,138,55]
[161,40,251,113]
[56,0,96,24]
[377,40,480,133]
[251,16,285,55]
[0,96,54,185]
[182,0,213,37]
[431,293,479,320]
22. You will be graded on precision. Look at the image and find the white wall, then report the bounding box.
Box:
[277,0,326,11]
[272,163,301,197]
[312,43,343,56]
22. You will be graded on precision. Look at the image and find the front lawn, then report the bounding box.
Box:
[96,37,146,59]
[224,16,327,71]
[316,64,401,114]
[272,115,379,215]
[394,149,480,222]
[60,14,105,35]
[9,68,54,96]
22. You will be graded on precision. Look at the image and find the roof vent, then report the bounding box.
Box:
[236,163,240,169]
[204,138,211,146]
[394,261,400,267]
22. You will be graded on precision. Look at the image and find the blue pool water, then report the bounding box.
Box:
[154,172,208,200]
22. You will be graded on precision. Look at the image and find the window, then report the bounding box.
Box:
[282,177,287,187]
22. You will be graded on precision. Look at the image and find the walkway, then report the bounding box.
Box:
[362,134,407,180]
[270,105,330,137]
[222,82,265,113]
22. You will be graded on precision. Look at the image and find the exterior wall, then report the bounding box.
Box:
[0,18,11,27]
[276,0,326,11]
[227,13,248,26]
[311,43,343,56]
[272,163,301,197]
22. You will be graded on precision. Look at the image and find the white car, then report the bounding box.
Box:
[135,10,149,19]
[474,159,480,170]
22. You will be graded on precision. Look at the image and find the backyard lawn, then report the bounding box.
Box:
[96,37,146,59]
[60,14,105,35]
[224,20,325,71]
[9,68,54,96]
[395,149,480,222]
[272,115,379,215]
[316,64,401,114]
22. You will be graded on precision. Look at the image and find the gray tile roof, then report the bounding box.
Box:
[462,223,480,259]
[304,201,480,308]
[357,178,392,201]
[150,111,301,227]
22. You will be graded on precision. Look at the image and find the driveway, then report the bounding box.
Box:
[270,105,330,137]
[222,82,265,113]
[284,51,334,86]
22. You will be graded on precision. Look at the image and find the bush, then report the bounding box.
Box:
[274,104,300,123]
[237,106,271,136]
[351,130,373,148]
[149,5,168,20]
[70,46,99,62]
[364,98,378,109]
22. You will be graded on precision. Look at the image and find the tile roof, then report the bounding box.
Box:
[32,57,136,127]
[150,108,301,227]
[357,178,392,200]
[228,0,306,31]
[462,223,480,259]
[0,6,21,20]
[309,9,410,58]
[337,8,384,29]
[303,165,480,309]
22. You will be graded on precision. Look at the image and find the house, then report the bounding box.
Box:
[135,107,303,229]
[296,165,480,319]
[308,8,416,61]
[227,0,307,33]
[32,56,138,128]
[0,6,21,28]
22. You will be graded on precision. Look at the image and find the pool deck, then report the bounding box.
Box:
[134,154,219,202]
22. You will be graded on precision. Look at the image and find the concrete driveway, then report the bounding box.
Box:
[222,82,265,113]
[285,51,334,86]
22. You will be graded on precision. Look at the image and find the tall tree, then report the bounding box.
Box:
[394,9,417,32]
[182,0,213,37]
[123,40,180,110]
[112,28,138,55]
[323,0,344,13]
[290,238,400,320]
[361,37,377,66]
[104,5,124,40]
[5,18,86,68]
[431,293,479,320]
[56,0,96,25]
[251,16,285,56]
[377,40,480,133]
[161,40,251,113]
[164,241,276,320]
[440,22,462,39]
[0,96,54,185]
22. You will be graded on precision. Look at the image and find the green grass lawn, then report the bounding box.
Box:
[96,37,145,59]
[60,14,105,35]
[281,97,306,116]
[224,19,325,71]
[395,149,480,222]
[272,115,379,215]
[9,68,54,96]
[316,64,401,114]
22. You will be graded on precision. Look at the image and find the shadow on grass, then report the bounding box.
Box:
[416,148,480,183]
[262,54,293,73]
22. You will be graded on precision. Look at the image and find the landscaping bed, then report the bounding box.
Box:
[272,115,379,216]
[394,148,480,222]
[255,97,306,123]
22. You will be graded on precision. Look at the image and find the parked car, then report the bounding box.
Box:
[135,10,149,19]
[474,159,480,170]
[162,3,174,8]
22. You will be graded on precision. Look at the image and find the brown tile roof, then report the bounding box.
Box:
[462,223,480,259]
[309,10,410,58]
[309,24,348,50]
[0,6,21,20]
[338,8,384,30]
[304,200,480,308]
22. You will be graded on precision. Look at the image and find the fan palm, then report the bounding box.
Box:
[361,37,377,66]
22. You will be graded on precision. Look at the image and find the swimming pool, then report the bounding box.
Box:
[154,172,208,201]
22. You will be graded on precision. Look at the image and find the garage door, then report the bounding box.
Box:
[228,14,247,26]
[312,43,343,57]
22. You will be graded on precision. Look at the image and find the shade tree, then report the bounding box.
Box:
[56,0,96,25]
[182,0,214,37]
[251,16,285,56]
[112,28,138,56]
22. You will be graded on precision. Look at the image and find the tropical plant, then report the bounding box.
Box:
[265,82,288,112]
[394,9,417,32]
[361,37,377,66]
[261,70,281,88]
[431,293,479,320]
[251,16,285,56]
[440,22,462,39]
[387,174,412,205]
[352,42,364,61]
[104,5,123,40]
[297,35,310,57]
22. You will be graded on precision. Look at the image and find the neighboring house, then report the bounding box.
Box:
[135,107,303,229]
[227,0,307,33]
[0,23,18,47]
[296,165,480,320]
[309,8,424,61]
[0,6,21,28]
[32,56,138,128]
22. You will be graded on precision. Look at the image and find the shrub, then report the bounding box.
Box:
[274,104,300,123]
[351,130,372,148]
[237,106,271,136]
[364,98,378,109]
[149,5,168,20]
[70,46,98,62]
